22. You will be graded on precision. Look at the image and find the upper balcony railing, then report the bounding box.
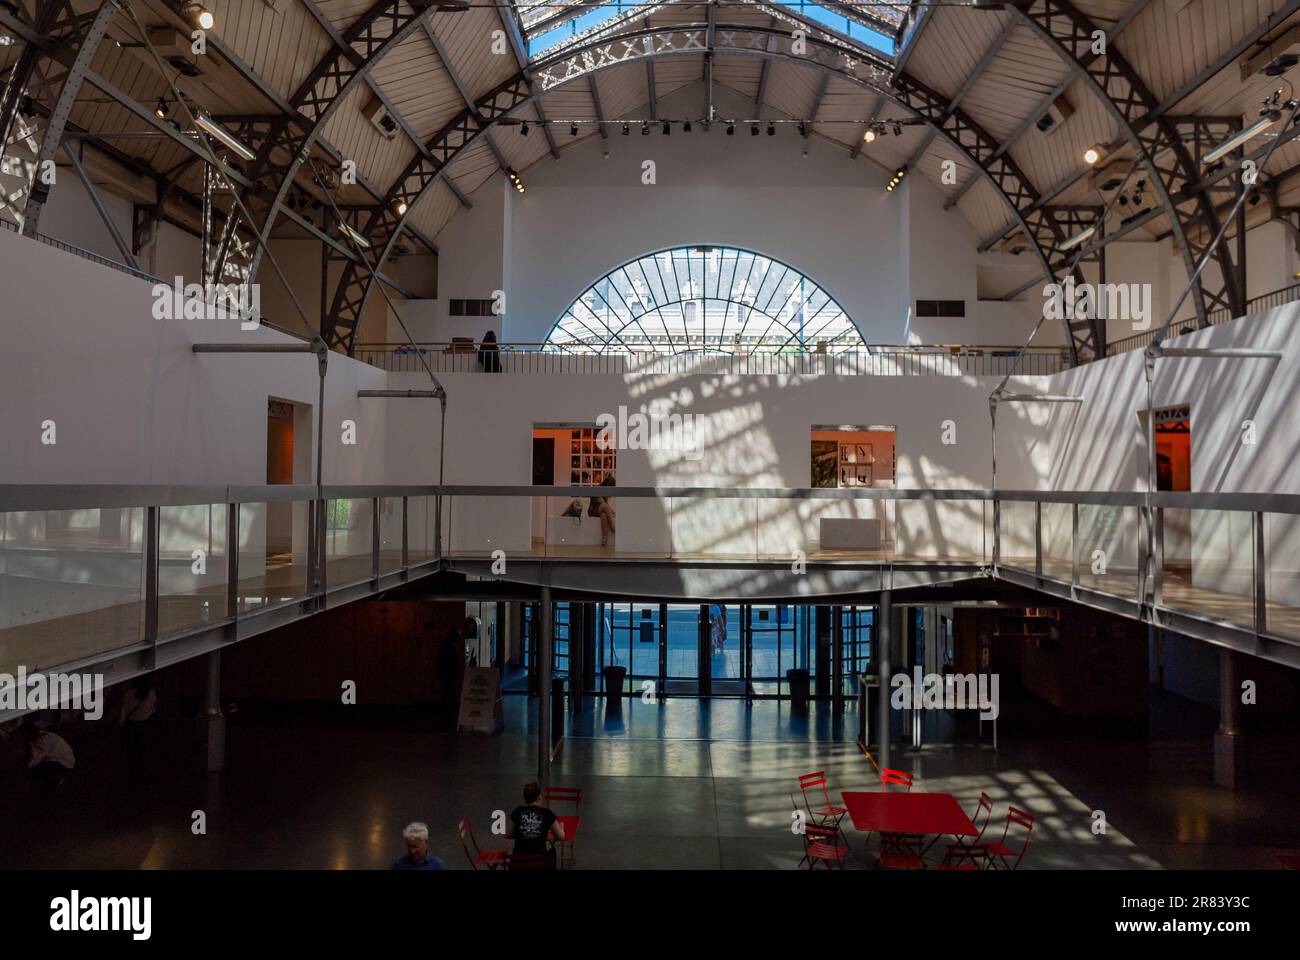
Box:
[1104,282,1300,358]
[355,342,1067,376]
[2,483,1299,711]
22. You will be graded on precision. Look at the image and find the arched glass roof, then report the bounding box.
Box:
[544,245,866,354]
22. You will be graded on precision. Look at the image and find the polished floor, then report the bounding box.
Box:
[2,693,1296,871]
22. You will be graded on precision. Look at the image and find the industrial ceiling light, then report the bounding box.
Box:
[621,122,629,135]
[798,122,807,137]
[1057,224,1096,251]
[1201,115,1281,165]
[155,97,169,119]
[748,123,758,136]
[766,122,775,136]
[683,119,692,132]
[183,4,214,30]
[863,127,876,144]
[726,122,735,135]
[520,121,529,136]
[892,122,902,137]
[1083,144,1104,165]
[570,122,578,136]
[194,113,255,161]
[663,120,670,135]
[396,199,408,215]
[641,121,649,136]
[339,221,370,248]
[507,168,525,194]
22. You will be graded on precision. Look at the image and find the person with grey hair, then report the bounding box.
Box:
[391,821,446,870]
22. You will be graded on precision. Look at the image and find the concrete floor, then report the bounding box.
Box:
[2,694,1296,870]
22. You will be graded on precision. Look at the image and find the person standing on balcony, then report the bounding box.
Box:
[478,330,501,373]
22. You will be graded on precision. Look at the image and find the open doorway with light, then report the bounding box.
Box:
[810,424,896,556]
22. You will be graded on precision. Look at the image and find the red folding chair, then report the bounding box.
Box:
[458,816,508,870]
[543,786,582,868]
[880,768,914,792]
[792,795,849,869]
[798,771,849,842]
[963,806,1035,870]
[942,791,994,865]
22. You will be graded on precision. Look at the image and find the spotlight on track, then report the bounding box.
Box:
[1083,144,1104,165]
[155,97,169,119]
[507,168,525,194]
[893,122,902,137]
[863,127,876,144]
[885,164,908,192]
[520,121,529,136]
[727,122,735,135]
[570,122,578,136]
[622,122,630,135]
[641,121,649,136]
[683,119,692,132]
[395,199,408,215]
[798,122,807,137]
[750,123,759,136]
[663,120,670,135]
[183,4,214,30]
[766,122,775,136]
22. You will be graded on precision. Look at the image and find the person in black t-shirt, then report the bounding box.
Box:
[508,781,563,868]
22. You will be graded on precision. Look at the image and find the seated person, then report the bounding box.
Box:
[392,821,446,870]
[508,781,563,869]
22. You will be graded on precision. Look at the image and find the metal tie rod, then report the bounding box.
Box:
[192,343,320,353]
[994,394,1085,403]
[1151,347,1283,360]
[357,389,445,398]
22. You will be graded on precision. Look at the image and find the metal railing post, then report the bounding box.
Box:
[1071,502,1079,589]
[1034,501,1043,577]
[144,505,159,659]
[401,496,409,570]
[1254,511,1267,634]
[1153,506,1165,608]
[226,502,240,628]
[371,497,381,582]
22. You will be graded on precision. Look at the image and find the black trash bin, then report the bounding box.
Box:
[601,666,626,707]
[787,668,810,712]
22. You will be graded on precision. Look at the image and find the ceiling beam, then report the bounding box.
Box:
[589,74,608,139]
[421,19,509,176]
[892,0,935,80]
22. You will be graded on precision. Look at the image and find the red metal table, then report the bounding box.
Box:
[841,792,977,862]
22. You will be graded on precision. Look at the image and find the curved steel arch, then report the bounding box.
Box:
[1009,0,1244,327]
[325,22,1096,361]
[209,1,436,290]
[0,0,121,236]
[543,244,867,353]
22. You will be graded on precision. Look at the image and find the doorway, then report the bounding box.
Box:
[266,399,295,555]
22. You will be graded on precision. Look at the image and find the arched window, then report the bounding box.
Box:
[544,246,866,354]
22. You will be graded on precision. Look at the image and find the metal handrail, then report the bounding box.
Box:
[1105,282,1300,358]
[3,483,1299,512]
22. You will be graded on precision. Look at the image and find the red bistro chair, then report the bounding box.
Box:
[792,796,849,870]
[943,791,994,864]
[880,768,914,792]
[543,786,582,868]
[458,816,508,870]
[798,771,849,839]
[964,806,1036,870]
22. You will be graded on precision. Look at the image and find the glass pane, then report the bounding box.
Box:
[158,504,229,636]
[1266,512,1300,638]
[238,501,310,612]
[998,501,1037,570]
[1040,502,1073,582]
[1162,509,1253,628]
[325,498,374,587]
[0,508,145,673]
[379,497,403,574]
[1076,504,1140,597]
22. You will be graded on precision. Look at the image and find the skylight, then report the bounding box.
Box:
[523,1,898,61]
